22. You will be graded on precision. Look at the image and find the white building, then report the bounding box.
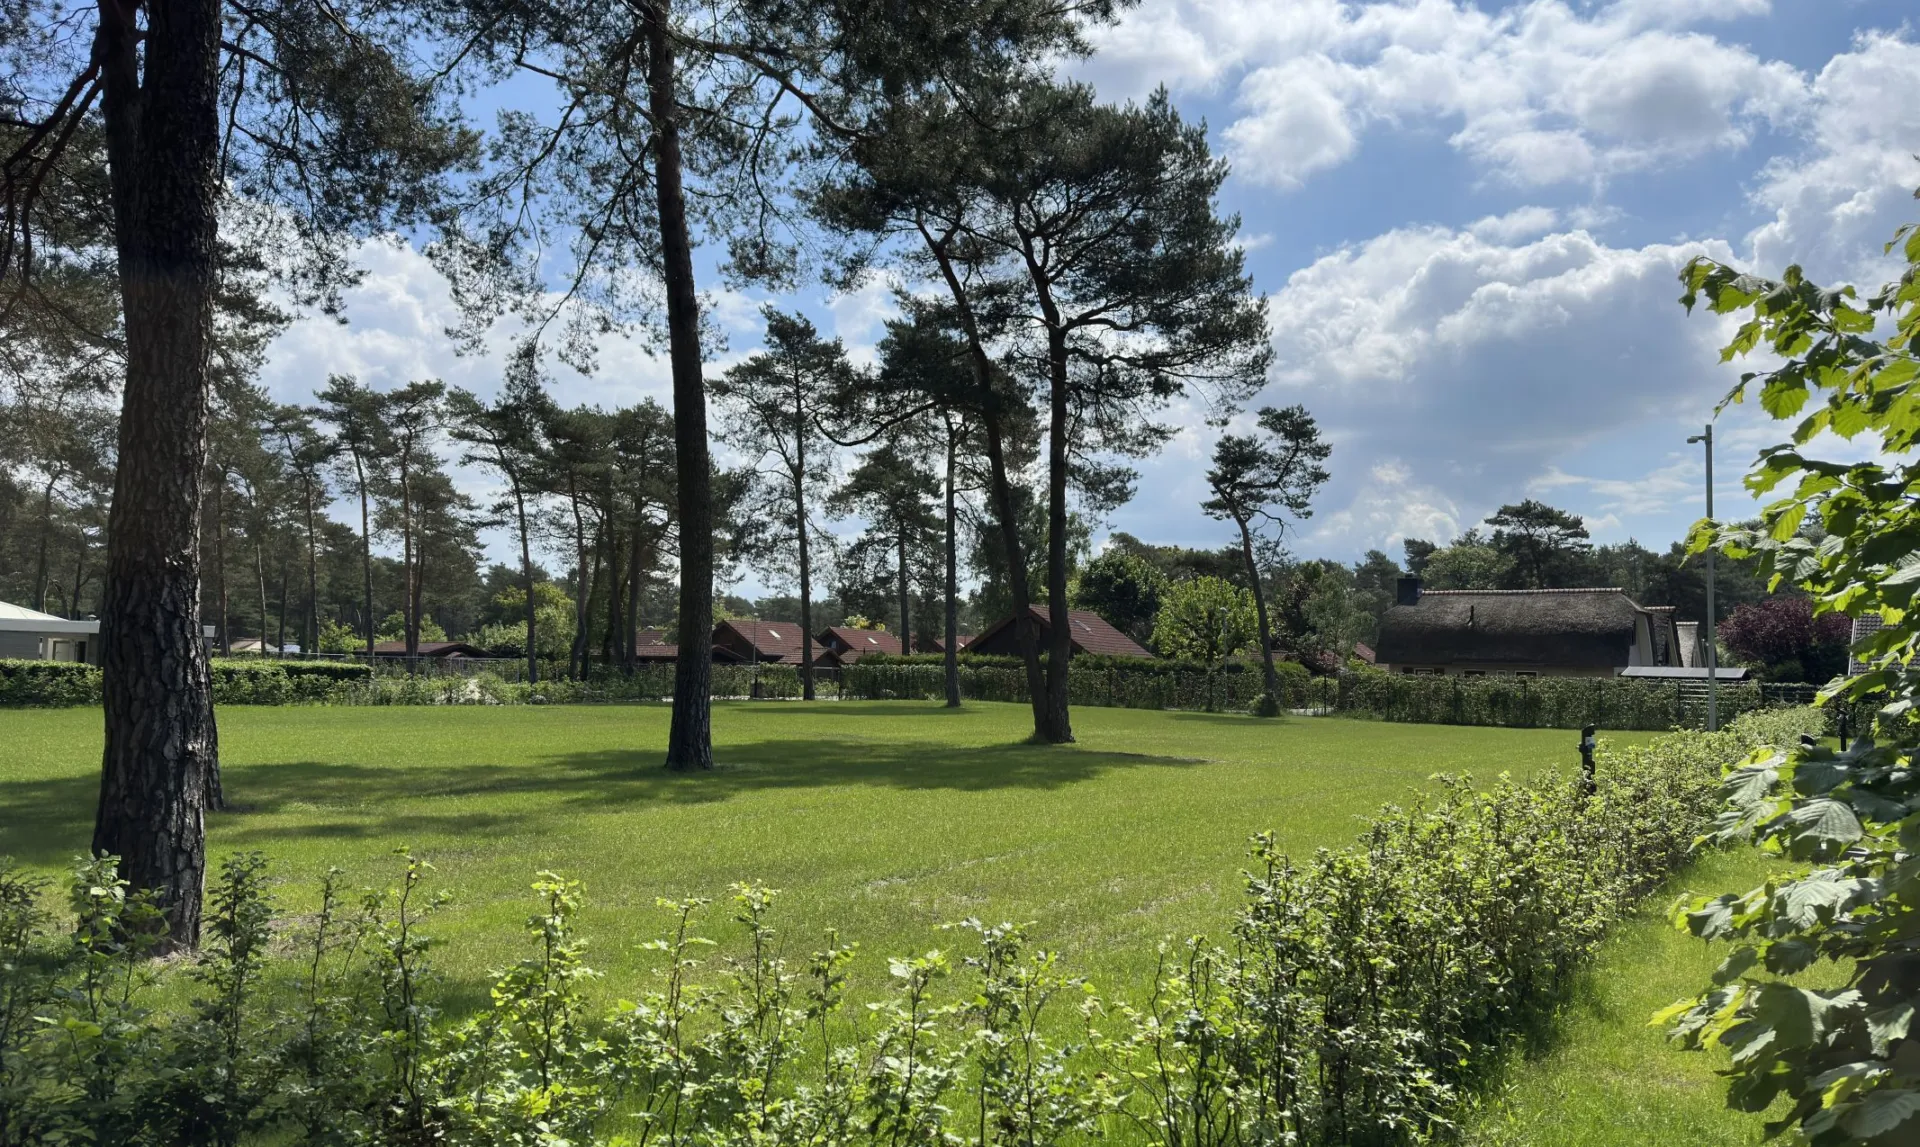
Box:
[0,601,101,664]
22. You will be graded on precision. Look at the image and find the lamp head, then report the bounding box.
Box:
[1687,434,1706,444]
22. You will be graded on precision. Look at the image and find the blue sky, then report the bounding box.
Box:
[257,0,1920,591]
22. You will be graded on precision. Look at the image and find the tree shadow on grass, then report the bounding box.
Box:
[1161,711,1293,726]
[0,735,1208,867]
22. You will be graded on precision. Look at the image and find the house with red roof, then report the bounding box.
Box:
[966,606,1153,659]
[815,626,903,665]
[712,619,816,664]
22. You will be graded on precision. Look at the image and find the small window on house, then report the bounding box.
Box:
[1463,670,1486,678]
[1513,670,1539,678]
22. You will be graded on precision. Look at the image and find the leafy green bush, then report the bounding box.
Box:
[208,662,295,705]
[0,709,1819,1147]
[0,660,100,706]
[1654,227,1920,1146]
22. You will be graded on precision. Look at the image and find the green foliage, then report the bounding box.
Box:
[0,710,1818,1146]
[1074,550,1167,643]
[1662,736,1920,1145]
[1423,541,1512,590]
[377,611,448,645]
[1487,500,1593,589]
[316,619,366,654]
[0,660,100,706]
[1153,577,1256,665]
[1657,210,1920,1146]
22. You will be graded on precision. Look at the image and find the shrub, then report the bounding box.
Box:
[209,662,294,705]
[0,660,100,706]
[1272,657,1313,704]
[0,709,1819,1147]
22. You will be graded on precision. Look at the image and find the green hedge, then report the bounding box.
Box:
[1,658,376,707]
[843,656,1333,711]
[1330,668,1769,730]
[0,660,100,707]
[0,708,1823,1146]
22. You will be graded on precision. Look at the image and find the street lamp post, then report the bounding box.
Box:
[1688,424,1718,731]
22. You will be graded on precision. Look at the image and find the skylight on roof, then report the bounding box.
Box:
[768,628,782,639]
[865,636,878,644]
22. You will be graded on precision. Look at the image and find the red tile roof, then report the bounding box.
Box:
[816,626,903,663]
[713,619,815,663]
[969,606,1153,659]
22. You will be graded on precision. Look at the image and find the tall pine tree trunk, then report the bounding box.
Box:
[253,524,268,657]
[924,232,1043,732]
[303,479,319,658]
[400,463,417,668]
[213,476,229,655]
[91,0,224,953]
[625,504,643,675]
[512,478,538,683]
[1041,327,1073,743]
[897,529,910,659]
[943,424,960,708]
[32,475,55,612]
[354,456,374,663]
[647,0,714,770]
[1238,519,1279,699]
[567,474,589,679]
[795,412,814,700]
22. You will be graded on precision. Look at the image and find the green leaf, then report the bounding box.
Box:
[1783,799,1863,855]
[1841,1088,1920,1139]
[1713,944,1760,986]
[1763,938,1819,976]
[1776,877,1852,929]
[1867,1002,1914,1057]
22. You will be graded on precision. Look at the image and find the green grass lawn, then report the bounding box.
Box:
[1,701,1641,1004]
[1464,845,1826,1147]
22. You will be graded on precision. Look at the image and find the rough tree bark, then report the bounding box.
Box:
[91,0,225,953]
[647,0,715,770]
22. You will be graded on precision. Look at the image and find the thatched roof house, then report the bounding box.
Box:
[1374,579,1691,678]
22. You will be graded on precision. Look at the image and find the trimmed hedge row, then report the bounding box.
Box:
[1329,669,1767,730]
[843,656,1327,711]
[0,661,100,707]
[0,707,1823,1146]
[0,651,1842,736]
[0,659,374,707]
[846,659,1839,731]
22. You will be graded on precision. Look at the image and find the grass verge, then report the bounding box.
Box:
[1464,845,1814,1147]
